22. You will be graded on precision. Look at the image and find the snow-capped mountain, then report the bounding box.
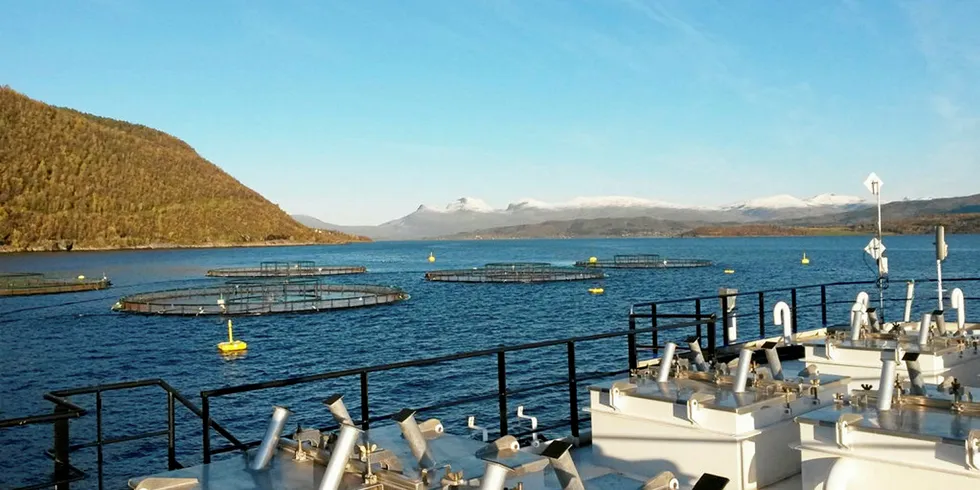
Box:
[301,193,872,240]
[725,193,867,210]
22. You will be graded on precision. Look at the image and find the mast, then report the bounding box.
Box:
[863,173,887,317]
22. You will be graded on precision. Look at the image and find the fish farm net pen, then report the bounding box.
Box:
[574,254,713,269]
[111,280,408,315]
[0,272,112,297]
[206,260,366,277]
[424,262,605,283]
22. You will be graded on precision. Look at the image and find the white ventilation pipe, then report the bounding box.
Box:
[856,291,870,310]
[877,351,898,411]
[478,461,511,490]
[656,342,677,383]
[917,313,933,348]
[733,348,754,393]
[323,394,352,426]
[773,301,792,344]
[849,301,865,341]
[951,288,966,332]
[318,423,362,490]
[687,336,708,372]
[904,280,915,322]
[250,405,291,470]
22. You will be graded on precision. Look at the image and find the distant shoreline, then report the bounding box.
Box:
[0,240,365,255]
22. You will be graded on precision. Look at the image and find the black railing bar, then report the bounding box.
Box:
[12,468,85,490]
[0,410,83,428]
[213,368,633,457]
[159,380,245,449]
[624,319,716,333]
[509,421,571,439]
[505,380,568,398]
[631,280,879,307]
[43,378,245,451]
[67,429,169,451]
[41,394,86,416]
[48,378,165,397]
[203,318,712,397]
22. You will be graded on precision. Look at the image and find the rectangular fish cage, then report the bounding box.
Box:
[574,254,713,269]
[0,272,111,296]
[206,260,366,278]
[425,262,605,283]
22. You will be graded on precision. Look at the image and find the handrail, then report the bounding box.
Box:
[199,315,717,463]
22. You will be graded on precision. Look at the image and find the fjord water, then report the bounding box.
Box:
[2,235,979,487]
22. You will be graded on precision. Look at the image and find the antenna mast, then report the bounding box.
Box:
[863,173,887,317]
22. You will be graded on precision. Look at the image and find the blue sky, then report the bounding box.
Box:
[2,1,977,225]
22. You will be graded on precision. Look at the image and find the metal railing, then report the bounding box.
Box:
[198,316,714,462]
[628,277,980,365]
[1,380,242,490]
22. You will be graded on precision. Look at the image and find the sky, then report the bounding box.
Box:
[2,1,978,225]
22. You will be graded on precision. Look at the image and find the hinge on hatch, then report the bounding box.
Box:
[686,392,714,426]
[835,413,863,449]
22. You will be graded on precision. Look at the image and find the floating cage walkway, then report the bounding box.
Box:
[425,262,605,283]
[206,260,366,277]
[111,278,407,316]
[574,254,713,269]
[0,272,111,296]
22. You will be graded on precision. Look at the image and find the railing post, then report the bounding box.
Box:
[758,291,766,339]
[707,314,717,358]
[627,314,637,371]
[360,372,370,430]
[567,342,579,439]
[497,351,508,436]
[695,299,703,342]
[54,403,70,490]
[167,391,177,470]
[791,288,799,333]
[202,395,211,464]
[721,295,731,346]
[97,391,104,489]
[651,304,659,355]
[820,285,828,326]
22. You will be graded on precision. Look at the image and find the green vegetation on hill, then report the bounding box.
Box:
[0,86,367,251]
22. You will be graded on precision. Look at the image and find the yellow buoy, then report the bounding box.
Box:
[428,252,436,263]
[588,256,598,264]
[589,287,604,294]
[77,275,85,280]
[801,252,810,265]
[217,319,247,353]
[724,269,735,274]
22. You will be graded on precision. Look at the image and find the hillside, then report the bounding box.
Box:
[684,214,980,237]
[439,217,707,239]
[0,86,367,251]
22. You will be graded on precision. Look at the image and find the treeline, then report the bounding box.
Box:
[0,86,366,251]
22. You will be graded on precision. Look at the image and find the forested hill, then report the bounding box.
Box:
[0,86,366,251]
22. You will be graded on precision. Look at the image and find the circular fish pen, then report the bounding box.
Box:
[574,254,713,269]
[1,272,112,296]
[111,278,407,315]
[206,261,366,278]
[425,262,605,283]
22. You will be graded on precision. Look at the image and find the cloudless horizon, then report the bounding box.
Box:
[2,0,978,225]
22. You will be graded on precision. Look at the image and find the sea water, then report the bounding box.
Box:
[1,235,978,488]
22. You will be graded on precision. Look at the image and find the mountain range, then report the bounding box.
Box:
[293,193,875,240]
